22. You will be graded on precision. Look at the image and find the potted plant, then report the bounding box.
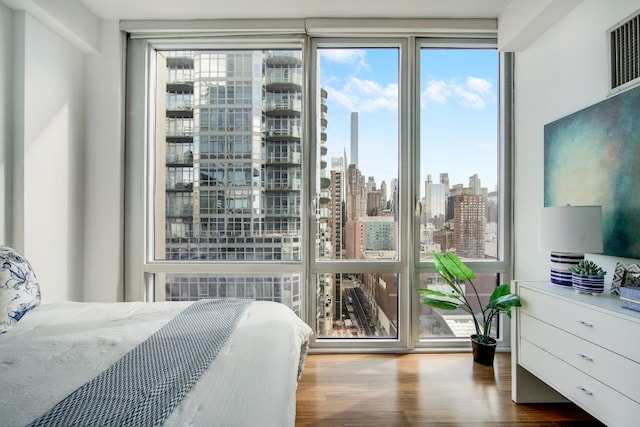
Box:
[418,251,521,366]
[569,260,606,295]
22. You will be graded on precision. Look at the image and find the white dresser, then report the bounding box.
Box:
[511,281,640,427]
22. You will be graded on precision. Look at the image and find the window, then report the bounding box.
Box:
[312,44,401,341]
[417,47,509,344]
[124,20,511,350]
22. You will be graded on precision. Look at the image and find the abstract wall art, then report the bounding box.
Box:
[544,85,640,258]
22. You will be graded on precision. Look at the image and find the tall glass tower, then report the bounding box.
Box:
[161,50,304,313]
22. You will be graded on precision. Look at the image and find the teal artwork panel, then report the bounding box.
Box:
[544,85,640,258]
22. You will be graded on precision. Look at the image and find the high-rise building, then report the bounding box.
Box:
[330,164,345,260]
[367,190,383,216]
[161,50,304,314]
[366,176,376,194]
[316,87,336,331]
[439,172,450,194]
[317,88,331,260]
[424,174,446,220]
[389,178,399,221]
[469,173,481,195]
[453,194,486,258]
[379,180,388,208]
[363,217,395,251]
[350,112,358,167]
[345,164,366,221]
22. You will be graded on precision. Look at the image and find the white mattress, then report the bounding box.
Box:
[0,300,313,427]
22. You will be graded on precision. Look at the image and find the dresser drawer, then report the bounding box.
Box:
[520,339,639,427]
[519,286,640,362]
[520,312,640,404]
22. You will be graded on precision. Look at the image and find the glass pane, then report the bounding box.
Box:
[315,272,398,338]
[155,50,303,266]
[418,271,498,339]
[316,48,399,262]
[159,273,302,316]
[419,49,499,261]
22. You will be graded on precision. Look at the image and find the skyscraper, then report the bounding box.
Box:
[453,194,486,258]
[469,173,482,195]
[424,174,446,220]
[350,111,358,167]
[161,50,304,313]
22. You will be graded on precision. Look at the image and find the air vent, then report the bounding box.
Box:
[609,10,640,93]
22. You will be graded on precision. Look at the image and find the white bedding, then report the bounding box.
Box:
[0,300,312,427]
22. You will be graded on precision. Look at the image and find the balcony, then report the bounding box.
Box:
[166,182,194,192]
[265,53,302,67]
[165,128,193,138]
[265,179,301,191]
[266,126,301,140]
[166,81,194,93]
[266,152,301,165]
[166,152,194,166]
[165,105,193,119]
[266,73,303,87]
[265,208,301,217]
[265,99,302,115]
[166,206,194,217]
[318,206,332,218]
[319,191,331,204]
[166,56,194,68]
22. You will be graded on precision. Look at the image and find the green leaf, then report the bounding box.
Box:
[488,284,512,302]
[418,289,462,311]
[486,293,521,312]
[433,251,476,282]
[420,296,460,311]
[432,251,455,287]
[418,288,461,299]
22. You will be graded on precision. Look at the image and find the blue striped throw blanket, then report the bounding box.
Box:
[28,298,252,427]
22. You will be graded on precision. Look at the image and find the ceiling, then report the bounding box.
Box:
[79,0,512,20]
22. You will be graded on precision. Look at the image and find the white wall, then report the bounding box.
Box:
[83,21,124,302]
[0,3,12,244]
[1,1,124,302]
[1,8,87,302]
[20,12,86,302]
[512,0,640,281]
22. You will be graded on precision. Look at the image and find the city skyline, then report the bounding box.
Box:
[319,47,498,194]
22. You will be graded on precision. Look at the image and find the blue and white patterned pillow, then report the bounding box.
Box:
[0,246,41,333]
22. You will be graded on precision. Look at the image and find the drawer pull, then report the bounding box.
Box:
[577,320,594,327]
[577,353,594,362]
[576,386,593,396]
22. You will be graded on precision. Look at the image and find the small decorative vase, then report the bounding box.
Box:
[571,273,604,295]
[471,334,497,366]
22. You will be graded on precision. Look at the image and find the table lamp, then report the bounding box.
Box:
[539,206,604,287]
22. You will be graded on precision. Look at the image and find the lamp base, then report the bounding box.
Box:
[550,252,584,287]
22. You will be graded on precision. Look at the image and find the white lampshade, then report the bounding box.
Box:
[539,206,603,287]
[540,206,603,253]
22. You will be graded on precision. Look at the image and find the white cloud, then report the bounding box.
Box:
[320,49,369,71]
[466,77,492,95]
[423,80,451,104]
[422,77,493,110]
[454,86,486,109]
[327,77,398,112]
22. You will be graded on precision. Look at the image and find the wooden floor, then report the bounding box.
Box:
[295,353,605,427]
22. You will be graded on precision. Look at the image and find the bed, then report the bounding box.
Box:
[0,246,313,427]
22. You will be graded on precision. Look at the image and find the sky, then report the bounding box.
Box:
[318,47,499,196]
